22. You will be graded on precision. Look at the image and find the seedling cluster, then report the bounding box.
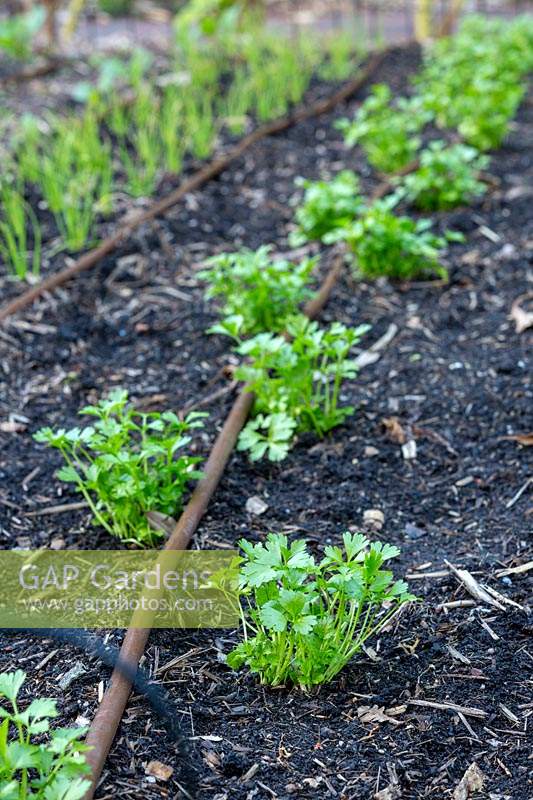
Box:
[35,390,206,546]
[228,532,415,689]
[199,245,317,335]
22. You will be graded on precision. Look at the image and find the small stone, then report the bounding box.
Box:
[401,440,417,460]
[363,509,385,531]
[364,446,380,457]
[495,243,517,260]
[50,537,65,550]
[245,496,268,516]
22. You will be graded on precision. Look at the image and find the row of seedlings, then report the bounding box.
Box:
[1,14,532,794]
[0,4,362,280]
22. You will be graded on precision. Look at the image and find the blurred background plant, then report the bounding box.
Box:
[0,0,530,281]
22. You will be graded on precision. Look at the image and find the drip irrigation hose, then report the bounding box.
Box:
[0,628,197,794]
[81,251,344,799]
[0,48,393,325]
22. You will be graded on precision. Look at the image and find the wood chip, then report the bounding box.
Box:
[25,501,88,517]
[478,617,499,641]
[501,432,533,446]
[505,477,532,509]
[446,644,471,665]
[375,763,401,799]
[437,600,476,611]
[58,662,87,690]
[444,561,506,611]
[481,582,525,611]
[408,699,487,718]
[0,420,27,433]
[146,511,177,537]
[357,705,402,725]
[496,560,533,577]
[363,509,385,532]
[354,323,398,368]
[145,760,174,781]
[401,440,417,460]
[241,763,260,783]
[382,417,407,445]
[498,704,520,725]
[453,762,485,799]
[479,225,500,243]
[49,537,65,550]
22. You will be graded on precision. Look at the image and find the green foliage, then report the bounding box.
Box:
[243,34,319,122]
[0,179,41,280]
[98,0,136,16]
[183,88,216,159]
[318,30,363,81]
[290,171,364,246]
[328,198,459,281]
[160,87,186,173]
[116,90,161,198]
[327,197,461,281]
[107,80,187,196]
[200,245,317,336]
[0,7,45,61]
[416,15,531,151]
[235,315,369,461]
[71,48,153,104]
[237,413,297,463]
[34,390,206,546]
[397,141,489,211]
[227,532,415,689]
[17,111,113,252]
[336,84,431,173]
[0,670,91,800]
[174,0,247,43]
[175,2,354,133]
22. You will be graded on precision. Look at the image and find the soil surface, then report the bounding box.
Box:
[1,44,532,800]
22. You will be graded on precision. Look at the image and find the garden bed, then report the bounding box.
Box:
[0,42,532,800]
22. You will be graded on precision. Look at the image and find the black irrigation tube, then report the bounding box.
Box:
[0,46,395,325]
[0,628,197,795]
[81,250,344,800]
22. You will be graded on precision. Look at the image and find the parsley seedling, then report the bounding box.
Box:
[34,390,206,546]
[0,671,91,800]
[200,245,317,336]
[290,170,364,246]
[327,197,463,281]
[227,532,416,689]
[396,141,489,211]
[416,16,530,151]
[336,84,431,174]
[235,315,369,461]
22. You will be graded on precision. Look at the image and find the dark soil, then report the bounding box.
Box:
[0,44,532,800]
